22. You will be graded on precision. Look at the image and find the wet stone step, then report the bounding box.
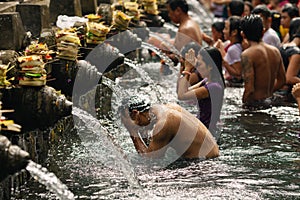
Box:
[16,3,50,37]
[0,12,26,50]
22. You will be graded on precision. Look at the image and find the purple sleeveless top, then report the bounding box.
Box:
[197,82,224,133]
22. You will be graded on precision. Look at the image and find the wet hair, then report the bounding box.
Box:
[251,4,271,19]
[212,21,225,41]
[119,95,151,115]
[228,0,245,17]
[289,17,300,41]
[167,0,189,13]
[241,14,263,42]
[281,4,299,19]
[228,16,243,43]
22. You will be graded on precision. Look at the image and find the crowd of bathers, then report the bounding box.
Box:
[147,0,300,136]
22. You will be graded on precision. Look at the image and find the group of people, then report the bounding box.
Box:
[119,0,300,161]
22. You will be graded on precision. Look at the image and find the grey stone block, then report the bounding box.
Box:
[80,0,97,15]
[49,0,82,24]
[0,12,25,51]
[16,3,50,37]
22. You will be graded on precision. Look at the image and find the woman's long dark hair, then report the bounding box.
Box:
[201,46,225,87]
[180,43,225,87]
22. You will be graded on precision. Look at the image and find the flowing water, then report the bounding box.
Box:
[12,61,300,199]
[25,161,75,200]
[141,41,176,71]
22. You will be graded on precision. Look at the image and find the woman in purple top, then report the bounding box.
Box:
[177,43,225,139]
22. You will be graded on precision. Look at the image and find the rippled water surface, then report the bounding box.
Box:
[12,62,300,200]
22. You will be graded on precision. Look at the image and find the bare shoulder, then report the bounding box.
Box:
[165,103,182,111]
[241,48,253,61]
[263,43,281,56]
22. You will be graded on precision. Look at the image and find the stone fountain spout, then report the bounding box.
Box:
[0,135,30,182]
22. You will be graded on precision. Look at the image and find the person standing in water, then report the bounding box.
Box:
[120,96,219,159]
[177,43,225,139]
[215,16,243,86]
[279,18,300,89]
[240,15,286,109]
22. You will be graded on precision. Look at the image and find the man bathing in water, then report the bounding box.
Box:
[148,0,213,64]
[120,96,219,159]
[240,15,286,109]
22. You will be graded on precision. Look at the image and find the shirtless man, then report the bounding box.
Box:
[240,15,286,108]
[120,95,219,159]
[167,0,203,51]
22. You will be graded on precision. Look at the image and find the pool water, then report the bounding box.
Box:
[12,62,300,200]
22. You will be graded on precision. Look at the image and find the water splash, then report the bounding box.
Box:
[124,58,163,102]
[72,107,141,188]
[26,160,75,200]
[141,41,177,72]
[102,76,128,97]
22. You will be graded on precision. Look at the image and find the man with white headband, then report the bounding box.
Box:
[119,95,219,159]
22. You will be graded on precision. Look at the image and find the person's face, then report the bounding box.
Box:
[281,12,291,28]
[251,0,261,7]
[244,4,251,16]
[223,20,230,40]
[258,14,268,30]
[211,27,222,42]
[196,54,210,78]
[167,5,180,24]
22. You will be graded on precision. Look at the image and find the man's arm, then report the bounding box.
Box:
[241,53,255,103]
[121,112,148,154]
[285,54,300,85]
[273,53,286,91]
[222,60,242,78]
[121,111,171,158]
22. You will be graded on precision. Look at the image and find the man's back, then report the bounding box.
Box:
[174,18,203,50]
[153,103,219,158]
[242,42,285,103]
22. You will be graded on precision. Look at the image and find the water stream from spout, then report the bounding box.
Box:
[123,58,163,102]
[141,42,177,73]
[72,107,141,189]
[26,160,75,200]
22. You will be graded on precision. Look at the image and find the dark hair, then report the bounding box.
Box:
[282,4,299,19]
[289,17,300,41]
[270,10,282,40]
[244,1,254,13]
[241,14,263,42]
[202,46,225,86]
[228,16,243,43]
[119,95,151,115]
[212,21,225,41]
[180,43,225,86]
[228,0,245,17]
[167,0,189,13]
[251,4,271,18]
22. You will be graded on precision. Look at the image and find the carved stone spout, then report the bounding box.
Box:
[0,135,30,182]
